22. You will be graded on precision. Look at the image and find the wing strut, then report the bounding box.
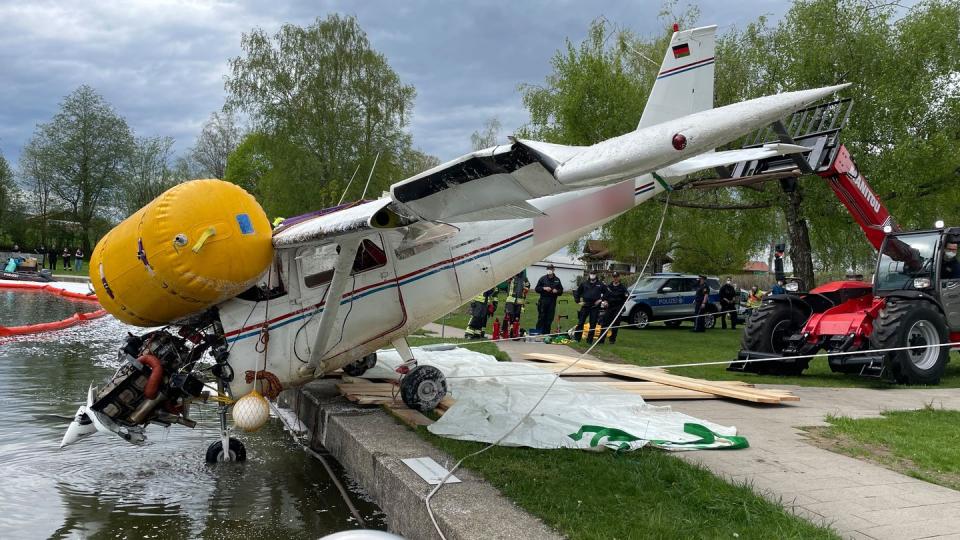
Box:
[302,235,362,376]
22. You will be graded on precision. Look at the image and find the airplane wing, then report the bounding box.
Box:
[272,199,394,248]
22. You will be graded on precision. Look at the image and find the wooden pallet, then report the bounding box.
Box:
[520,353,798,404]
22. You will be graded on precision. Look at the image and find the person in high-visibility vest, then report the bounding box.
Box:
[503,271,530,336]
[465,288,497,338]
[745,285,764,318]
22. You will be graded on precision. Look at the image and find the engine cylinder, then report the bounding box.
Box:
[90,179,273,326]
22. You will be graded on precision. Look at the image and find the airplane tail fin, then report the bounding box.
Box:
[636,25,716,130]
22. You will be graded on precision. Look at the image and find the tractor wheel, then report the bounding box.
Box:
[740,301,810,375]
[870,299,949,385]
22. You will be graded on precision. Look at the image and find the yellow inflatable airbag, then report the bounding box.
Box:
[91,179,273,326]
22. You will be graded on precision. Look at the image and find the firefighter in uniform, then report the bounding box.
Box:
[464,288,497,339]
[535,264,563,334]
[503,271,530,337]
[598,271,627,344]
[573,272,604,343]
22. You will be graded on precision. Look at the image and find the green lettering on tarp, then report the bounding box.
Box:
[568,423,749,450]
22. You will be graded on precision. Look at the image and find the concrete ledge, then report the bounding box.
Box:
[280,380,560,540]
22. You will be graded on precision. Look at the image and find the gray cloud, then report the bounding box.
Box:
[0,0,791,172]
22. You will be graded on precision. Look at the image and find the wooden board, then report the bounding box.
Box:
[385,404,434,427]
[521,352,798,404]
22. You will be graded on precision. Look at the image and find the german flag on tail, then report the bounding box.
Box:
[672,43,690,58]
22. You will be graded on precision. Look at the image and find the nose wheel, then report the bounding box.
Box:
[206,379,247,463]
[206,437,247,463]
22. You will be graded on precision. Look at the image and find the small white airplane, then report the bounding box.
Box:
[63,25,845,460]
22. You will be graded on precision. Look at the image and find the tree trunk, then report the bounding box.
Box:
[782,185,816,289]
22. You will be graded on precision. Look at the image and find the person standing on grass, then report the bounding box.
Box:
[61,247,71,271]
[74,247,83,272]
[719,277,738,330]
[598,271,627,345]
[692,274,710,333]
[573,272,604,344]
[535,264,563,335]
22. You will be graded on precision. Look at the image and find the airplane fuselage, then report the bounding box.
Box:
[217,173,664,395]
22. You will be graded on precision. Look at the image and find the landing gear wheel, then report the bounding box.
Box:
[870,299,949,385]
[630,308,651,329]
[206,437,247,463]
[400,365,447,412]
[664,320,682,328]
[343,353,378,377]
[739,301,810,375]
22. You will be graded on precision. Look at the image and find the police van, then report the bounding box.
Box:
[623,273,722,329]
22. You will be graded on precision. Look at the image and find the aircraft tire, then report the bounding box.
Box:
[206,437,247,463]
[400,365,447,412]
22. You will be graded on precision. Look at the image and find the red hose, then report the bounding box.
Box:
[139,354,164,399]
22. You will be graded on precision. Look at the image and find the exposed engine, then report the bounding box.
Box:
[79,311,232,444]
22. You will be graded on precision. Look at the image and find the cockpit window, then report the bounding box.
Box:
[875,232,939,291]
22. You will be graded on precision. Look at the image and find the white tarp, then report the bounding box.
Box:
[363,346,747,451]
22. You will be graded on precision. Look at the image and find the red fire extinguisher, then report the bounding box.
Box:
[492,318,501,340]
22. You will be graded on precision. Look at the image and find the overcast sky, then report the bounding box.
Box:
[0,1,794,172]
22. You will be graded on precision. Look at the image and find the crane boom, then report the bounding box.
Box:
[818,145,898,251]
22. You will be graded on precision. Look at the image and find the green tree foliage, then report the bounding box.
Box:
[470,117,502,151]
[224,132,271,198]
[188,111,244,179]
[0,153,24,245]
[119,136,177,216]
[21,85,134,251]
[224,14,418,216]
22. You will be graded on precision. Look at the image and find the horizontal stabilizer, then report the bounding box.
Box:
[659,144,810,178]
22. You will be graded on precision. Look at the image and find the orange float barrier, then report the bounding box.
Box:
[0,281,105,337]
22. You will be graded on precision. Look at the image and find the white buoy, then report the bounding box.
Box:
[232,390,270,432]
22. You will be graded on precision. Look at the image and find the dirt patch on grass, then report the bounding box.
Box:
[803,427,960,491]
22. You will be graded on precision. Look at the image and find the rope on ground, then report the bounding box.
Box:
[423,191,674,540]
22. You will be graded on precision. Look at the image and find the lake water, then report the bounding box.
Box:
[0,290,385,539]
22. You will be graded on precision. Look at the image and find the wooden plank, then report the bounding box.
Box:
[521,352,798,404]
[385,404,434,427]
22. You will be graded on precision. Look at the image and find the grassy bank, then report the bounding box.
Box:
[804,407,960,490]
[419,431,838,539]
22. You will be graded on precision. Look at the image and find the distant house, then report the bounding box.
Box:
[580,240,637,275]
[526,249,585,291]
[743,261,770,274]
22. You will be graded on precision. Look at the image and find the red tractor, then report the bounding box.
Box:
[728,99,959,384]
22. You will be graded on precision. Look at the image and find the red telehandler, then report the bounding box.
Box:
[727,99,960,384]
